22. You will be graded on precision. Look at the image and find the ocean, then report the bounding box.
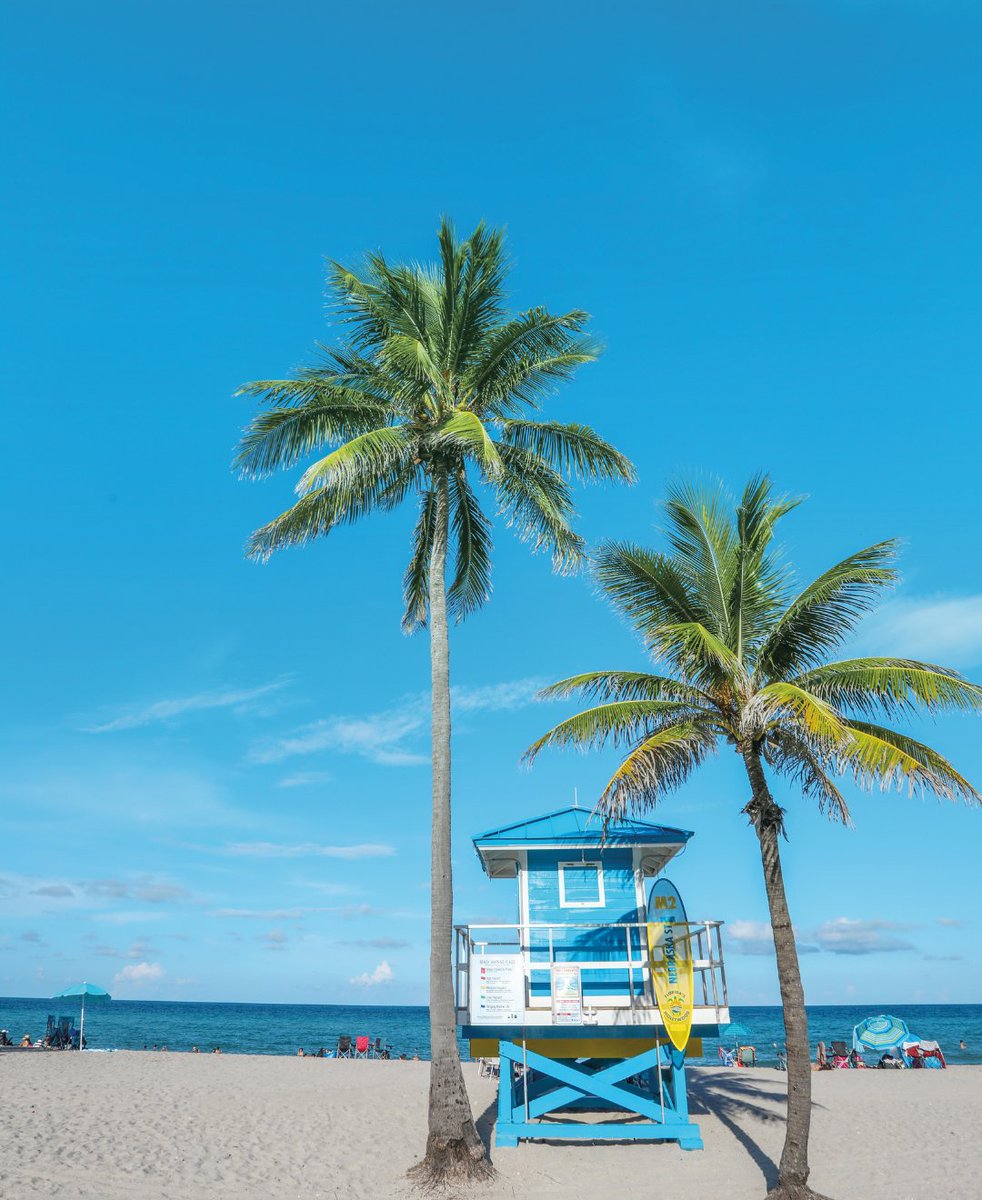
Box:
[2,997,981,1065]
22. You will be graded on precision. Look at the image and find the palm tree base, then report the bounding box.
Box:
[765,1182,833,1200]
[407,1132,494,1191]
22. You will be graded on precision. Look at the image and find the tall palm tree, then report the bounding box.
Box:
[526,476,981,1200]
[235,220,635,1184]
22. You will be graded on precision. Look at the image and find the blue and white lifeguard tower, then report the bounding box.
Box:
[454,806,728,1149]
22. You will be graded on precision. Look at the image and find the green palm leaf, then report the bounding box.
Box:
[792,657,982,718]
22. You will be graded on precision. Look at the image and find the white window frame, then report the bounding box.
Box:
[558,860,605,908]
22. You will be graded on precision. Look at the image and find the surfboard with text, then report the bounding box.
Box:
[646,877,694,1053]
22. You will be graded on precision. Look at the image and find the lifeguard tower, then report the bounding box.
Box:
[454,806,728,1149]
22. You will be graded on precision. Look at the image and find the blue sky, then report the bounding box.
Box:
[2,1,981,1007]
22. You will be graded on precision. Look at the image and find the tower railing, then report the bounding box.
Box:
[454,920,728,1024]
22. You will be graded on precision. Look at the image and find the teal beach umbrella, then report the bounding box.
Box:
[720,1021,754,1042]
[852,1014,910,1054]
[53,982,111,1049]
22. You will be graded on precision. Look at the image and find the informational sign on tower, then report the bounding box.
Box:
[469,954,525,1025]
[551,964,583,1025]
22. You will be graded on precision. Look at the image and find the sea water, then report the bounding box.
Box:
[2,997,981,1064]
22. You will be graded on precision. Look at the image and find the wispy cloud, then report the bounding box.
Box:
[259,929,288,952]
[350,959,393,987]
[452,679,548,712]
[340,937,409,949]
[861,594,982,666]
[251,707,426,766]
[251,677,547,766]
[85,680,288,733]
[936,917,968,928]
[276,771,332,789]
[218,842,395,860]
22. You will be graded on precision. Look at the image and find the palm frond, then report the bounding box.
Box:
[729,474,800,661]
[248,458,418,561]
[538,670,710,706]
[752,681,847,741]
[233,381,392,477]
[755,541,900,681]
[763,728,851,824]
[401,489,437,633]
[649,622,747,691]
[494,442,585,572]
[462,309,596,415]
[524,700,705,762]
[447,470,493,622]
[592,542,707,642]
[594,719,719,821]
[296,425,415,496]
[792,658,982,719]
[498,420,636,483]
[837,720,981,803]
[660,481,737,641]
[434,410,503,479]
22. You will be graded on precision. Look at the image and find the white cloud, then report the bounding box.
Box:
[862,594,982,666]
[350,960,393,987]
[251,677,548,766]
[219,842,395,860]
[727,919,818,956]
[814,918,917,955]
[86,680,288,733]
[113,961,164,986]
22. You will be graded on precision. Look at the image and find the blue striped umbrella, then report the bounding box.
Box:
[852,1014,910,1054]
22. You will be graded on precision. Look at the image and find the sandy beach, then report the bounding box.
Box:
[0,1053,977,1200]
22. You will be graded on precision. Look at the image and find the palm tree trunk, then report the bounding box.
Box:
[411,475,492,1186]
[742,748,829,1200]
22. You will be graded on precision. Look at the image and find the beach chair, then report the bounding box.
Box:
[367,1037,390,1059]
[736,1045,757,1067]
[918,1040,946,1068]
[335,1035,353,1059]
[718,1046,736,1066]
[829,1041,850,1069]
[354,1035,370,1059]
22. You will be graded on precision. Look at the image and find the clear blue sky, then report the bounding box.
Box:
[2,1,981,1007]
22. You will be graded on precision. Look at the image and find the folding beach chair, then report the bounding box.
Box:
[829,1041,851,1069]
[736,1045,757,1067]
[354,1035,370,1059]
[918,1040,946,1068]
[335,1035,353,1058]
[718,1046,736,1066]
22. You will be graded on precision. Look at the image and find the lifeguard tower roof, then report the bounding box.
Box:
[473,806,693,879]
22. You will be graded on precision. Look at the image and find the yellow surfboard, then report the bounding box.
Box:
[646,878,694,1053]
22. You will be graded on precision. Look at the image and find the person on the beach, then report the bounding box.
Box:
[212,1046,222,1054]
[19,1033,31,1048]
[297,1047,305,1056]
[191,1046,199,1053]
[960,1040,967,1050]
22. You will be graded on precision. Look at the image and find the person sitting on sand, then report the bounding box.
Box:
[297,1047,305,1057]
[191,1046,199,1053]
[212,1046,222,1054]
[20,1033,32,1048]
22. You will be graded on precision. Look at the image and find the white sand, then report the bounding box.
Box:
[0,1053,977,1200]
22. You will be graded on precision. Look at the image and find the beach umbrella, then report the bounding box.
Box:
[852,1014,910,1054]
[719,1021,754,1042]
[52,982,111,1050]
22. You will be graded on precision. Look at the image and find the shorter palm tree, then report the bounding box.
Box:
[526,476,981,1200]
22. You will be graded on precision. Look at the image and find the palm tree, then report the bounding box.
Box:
[235,220,635,1185]
[526,476,981,1200]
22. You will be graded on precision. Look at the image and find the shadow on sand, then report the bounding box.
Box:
[479,1068,828,1192]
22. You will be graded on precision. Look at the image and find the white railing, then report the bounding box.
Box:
[454,920,728,1022]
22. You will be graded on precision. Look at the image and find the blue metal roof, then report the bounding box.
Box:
[473,806,693,849]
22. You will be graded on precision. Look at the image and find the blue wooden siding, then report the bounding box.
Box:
[526,849,644,999]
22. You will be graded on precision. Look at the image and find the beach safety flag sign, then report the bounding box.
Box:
[646,878,694,1053]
